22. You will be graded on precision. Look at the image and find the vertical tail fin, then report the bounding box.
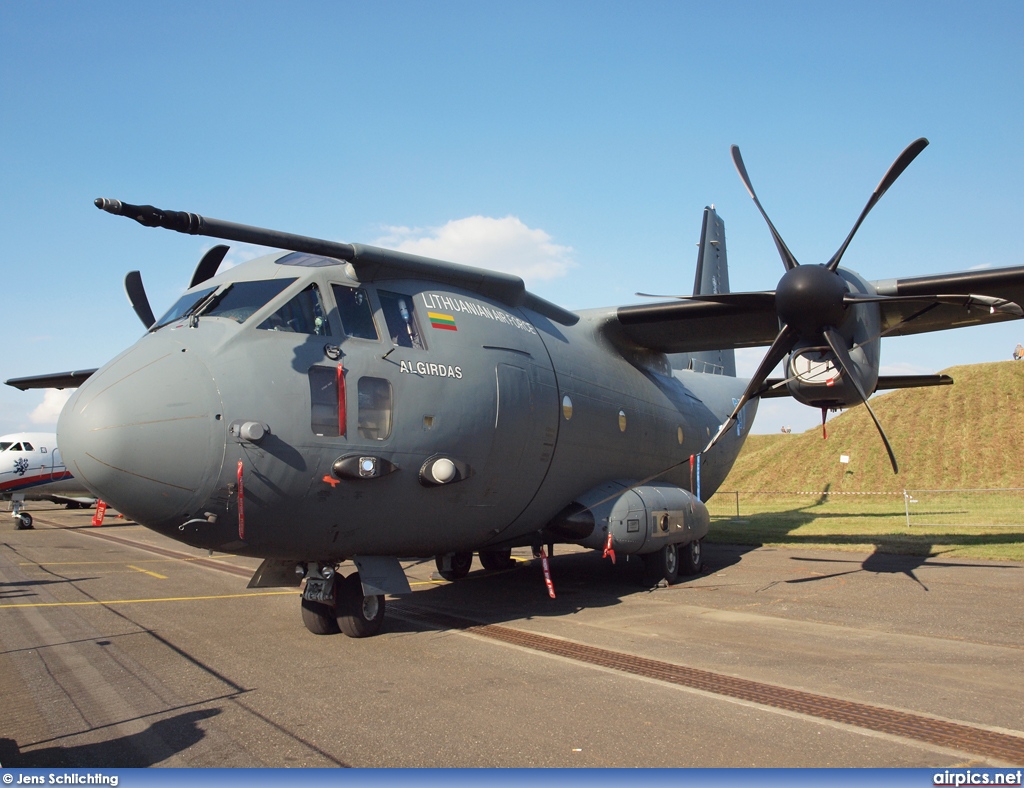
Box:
[669,206,736,376]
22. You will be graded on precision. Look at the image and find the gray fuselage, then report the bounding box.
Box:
[57,252,753,561]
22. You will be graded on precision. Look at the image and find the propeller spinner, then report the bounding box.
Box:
[703,138,931,473]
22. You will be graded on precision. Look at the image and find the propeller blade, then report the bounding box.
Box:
[124,270,156,329]
[190,244,229,288]
[730,145,801,272]
[826,138,929,272]
[822,328,899,473]
[704,324,799,455]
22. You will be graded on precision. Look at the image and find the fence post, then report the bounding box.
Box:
[904,489,911,528]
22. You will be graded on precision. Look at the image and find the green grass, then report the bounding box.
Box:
[707,361,1024,561]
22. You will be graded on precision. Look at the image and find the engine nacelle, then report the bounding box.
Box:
[543,480,709,556]
[785,342,879,409]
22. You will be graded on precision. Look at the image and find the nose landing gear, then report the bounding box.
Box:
[300,569,385,638]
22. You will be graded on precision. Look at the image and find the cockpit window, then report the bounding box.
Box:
[10,443,23,451]
[258,283,331,335]
[0,442,11,451]
[333,285,379,340]
[152,286,217,330]
[22,443,33,451]
[379,290,425,350]
[203,279,298,324]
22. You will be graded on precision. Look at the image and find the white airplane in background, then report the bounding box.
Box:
[1,432,95,528]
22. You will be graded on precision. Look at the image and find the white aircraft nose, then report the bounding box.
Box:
[57,340,225,527]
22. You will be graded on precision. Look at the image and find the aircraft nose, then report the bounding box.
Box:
[58,340,225,528]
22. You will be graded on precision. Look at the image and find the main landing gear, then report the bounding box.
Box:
[433,548,515,580]
[300,570,385,638]
[643,538,703,586]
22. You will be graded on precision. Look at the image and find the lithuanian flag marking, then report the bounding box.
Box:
[428,312,458,331]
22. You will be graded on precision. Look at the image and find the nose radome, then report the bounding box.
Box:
[58,340,225,528]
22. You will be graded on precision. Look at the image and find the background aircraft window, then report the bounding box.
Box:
[258,284,331,335]
[332,285,379,340]
[358,377,393,440]
[10,443,23,451]
[378,290,425,350]
[0,442,11,451]
[153,285,216,329]
[309,366,343,437]
[22,442,33,451]
[204,279,297,324]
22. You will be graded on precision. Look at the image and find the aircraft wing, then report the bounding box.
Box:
[615,293,781,353]
[5,369,98,391]
[873,266,1024,336]
[613,265,1024,354]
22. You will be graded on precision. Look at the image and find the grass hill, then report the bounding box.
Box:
[722,360,1024,493]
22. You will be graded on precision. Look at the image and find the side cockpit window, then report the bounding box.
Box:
[333,285,378,340]
[258,284,330,335]
[379,290,425,350]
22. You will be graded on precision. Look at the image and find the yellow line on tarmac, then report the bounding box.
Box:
[18,559,180,567]
[0,590,295,609]
[127,564,168,579]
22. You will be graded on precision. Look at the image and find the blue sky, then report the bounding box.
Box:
[1,0,1022,436]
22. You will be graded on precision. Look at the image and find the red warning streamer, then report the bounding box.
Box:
[537,545,556,599]
[237,459,245,540]
[602,530,616,564]
[337,361,346,437]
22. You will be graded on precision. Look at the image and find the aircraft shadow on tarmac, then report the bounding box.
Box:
[0,576,101,602]
[384,548,707,635]
[707,487,1022,592]
[0,708,221,768]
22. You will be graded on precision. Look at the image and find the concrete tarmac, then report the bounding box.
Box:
[1,503,1021,767]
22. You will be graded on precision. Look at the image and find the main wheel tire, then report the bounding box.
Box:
[17,513,33,530]
[681,538,703,575]
[434,552,473,580]
[336,572,385,638]
[479,548,514,571]
[657,543,680,584]
[301,597,340,635]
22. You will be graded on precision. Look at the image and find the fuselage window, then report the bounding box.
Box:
[258,283,330,335]
[309,365,343,437]
[378,291,425,350]
[358,377,393,440]
[333,285,379,340]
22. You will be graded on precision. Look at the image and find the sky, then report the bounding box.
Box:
[1,0,1022,437]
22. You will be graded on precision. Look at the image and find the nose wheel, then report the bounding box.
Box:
[335,572,385,638]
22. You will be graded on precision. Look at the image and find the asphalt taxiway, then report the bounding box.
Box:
[1,503,1022,767]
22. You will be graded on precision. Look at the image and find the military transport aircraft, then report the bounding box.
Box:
[7,138,1024,637]
[0,432,95,528]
